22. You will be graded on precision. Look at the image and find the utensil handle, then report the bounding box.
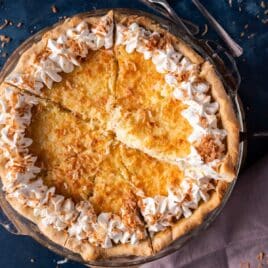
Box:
[192,0,243,57]
[240,131,268,142]
[252,131,268,138]
[139,0,200,35]
[154,0,194,36]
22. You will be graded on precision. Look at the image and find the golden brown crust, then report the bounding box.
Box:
[201,61,240,181]
[64,237,101,261]
[151,228,172,253]
[103,239,153,258]
[65,236,152,261]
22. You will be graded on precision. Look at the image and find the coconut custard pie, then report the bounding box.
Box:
[0,11,239,260]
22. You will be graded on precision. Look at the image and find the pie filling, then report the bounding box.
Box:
[0,11,237,254]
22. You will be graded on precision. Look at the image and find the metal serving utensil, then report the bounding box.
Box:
[144,0,196,36]
[142,0,243,57]
[139,0,200,35]
[192,0,243,57]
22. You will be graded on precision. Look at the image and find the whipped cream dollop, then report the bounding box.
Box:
[67,202,145,248]
[116,22,197,74]
[140,178,214,233]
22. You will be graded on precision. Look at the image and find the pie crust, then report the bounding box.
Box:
[0,10,239,261]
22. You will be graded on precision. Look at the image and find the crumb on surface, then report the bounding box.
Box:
[16,22,23,28]
[244,24,249,29]
[240,32,245,37]
[58,16,68,21]
[248,33,255,39]
[240,261,250,268]
[56,258,68,265]
[0,19,9,30]
[201,24,208,36]
[30,258,35,263]
[51,4,58,13]
[260,1,266,9]
[262,18,268,24]
[0,34,11,43]
[228,0,232,8]
[257,251,265,261]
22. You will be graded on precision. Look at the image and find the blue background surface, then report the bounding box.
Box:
[0,0,267,267]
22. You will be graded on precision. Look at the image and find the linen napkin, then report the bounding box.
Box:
[144,155,268,268]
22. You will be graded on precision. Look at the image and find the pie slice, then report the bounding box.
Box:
[111,46,192,161]
[26,97,114,202]
[6,12,117,126]
[65,141,155,259]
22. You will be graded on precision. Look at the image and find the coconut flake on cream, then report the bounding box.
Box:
[139,177,214,233]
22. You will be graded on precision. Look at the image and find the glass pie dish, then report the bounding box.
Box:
[0,8,246,267]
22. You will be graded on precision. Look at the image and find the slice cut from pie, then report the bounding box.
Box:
[111,45,193,162]
[26,98,114,202]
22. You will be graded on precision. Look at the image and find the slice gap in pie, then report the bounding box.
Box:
[26,96,114,203]
[112,44,193,162]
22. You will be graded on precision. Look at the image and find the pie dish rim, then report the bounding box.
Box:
[0,8,245,266]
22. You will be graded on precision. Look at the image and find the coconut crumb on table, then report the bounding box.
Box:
[201,24,208,36]
[0,19,9,30]
[51,4,58,14]
[260,1,266,9]
[248,33,256,39]
[58,16,68,21]
[0,34,11,43]
[56,258,68,265]
[240,262,250,268]
[16,22,23,28]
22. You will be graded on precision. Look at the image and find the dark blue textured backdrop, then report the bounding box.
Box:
[0,0,267,267]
